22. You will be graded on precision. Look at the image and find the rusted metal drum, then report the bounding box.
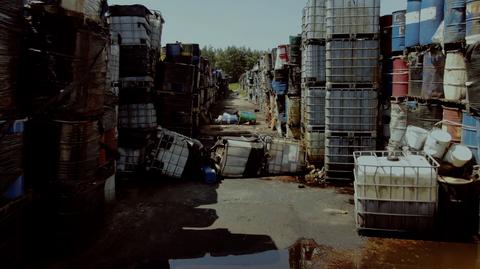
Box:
[442,106,463,143]
[392,57,409,96]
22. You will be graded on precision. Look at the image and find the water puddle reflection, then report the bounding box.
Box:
[169,238,480,269]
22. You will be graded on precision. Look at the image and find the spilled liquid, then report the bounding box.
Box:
[169,238,480,269]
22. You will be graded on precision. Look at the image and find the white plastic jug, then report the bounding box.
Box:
[444,144,473,168]
[405,126,429,150]
[424,129,452,158]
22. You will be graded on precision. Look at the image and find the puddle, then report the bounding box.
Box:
[168,238,480,269]
[171,250,290,269]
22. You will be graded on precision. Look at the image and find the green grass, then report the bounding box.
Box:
[229,83,241,92]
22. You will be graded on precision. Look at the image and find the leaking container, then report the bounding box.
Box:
[305,130,326,164]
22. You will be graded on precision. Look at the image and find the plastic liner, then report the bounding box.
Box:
[21,5,108,119]
[466,43,480,112]
[0,121,24,194]
[421,47,445,99]
[0,0,23,120]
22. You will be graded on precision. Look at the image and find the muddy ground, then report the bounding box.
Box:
[22,91,480,269]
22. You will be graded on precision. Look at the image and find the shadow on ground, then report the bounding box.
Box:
[23,179,277,269]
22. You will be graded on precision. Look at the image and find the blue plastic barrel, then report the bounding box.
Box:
[467,0,480,44]
[3,175,24,200]
[201,166,217,184]
[271,80,288,95]
[392,10,407,52]
[406,0,422,47]
[445,0,467,44]
[462,112,480,163]
[166,43,182,59]
[420,0,445,45]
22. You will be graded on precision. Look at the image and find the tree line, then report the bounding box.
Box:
[202,46,264,83]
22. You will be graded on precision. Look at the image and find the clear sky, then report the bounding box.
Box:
[109,0,407,50]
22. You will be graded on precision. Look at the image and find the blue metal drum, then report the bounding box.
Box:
[406,0,422,47]
[420,0,445,46]
[462,112,480,163]
[392,10,406,52]
[445,0,466,44]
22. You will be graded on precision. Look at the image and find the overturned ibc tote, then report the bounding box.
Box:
[145,127,204,179]
[213,136,305,178]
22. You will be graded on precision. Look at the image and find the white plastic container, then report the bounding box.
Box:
[390,102,408,144]
[354,151,439,232]
[265,138,305,175]
[443,144,473,167]
[405,126,429,150]
[217,138,264,178]
[423,129,452,158]
[443,51,467,101]
[147,128,191,179]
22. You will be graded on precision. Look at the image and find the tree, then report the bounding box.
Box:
[202,46,264,82]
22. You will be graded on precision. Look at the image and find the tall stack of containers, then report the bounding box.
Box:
[301,0,327,165]
[109,5,164,174]
[157,43,200,137]
[272,44,290,136]
[380,15,393,142]
[0,1,25,204]
[260,53,273,126]
[406,0,422,47]
[21,1,109,237]
[325,0,380,180]
[287,35,302,140]
[420,0,444,46]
